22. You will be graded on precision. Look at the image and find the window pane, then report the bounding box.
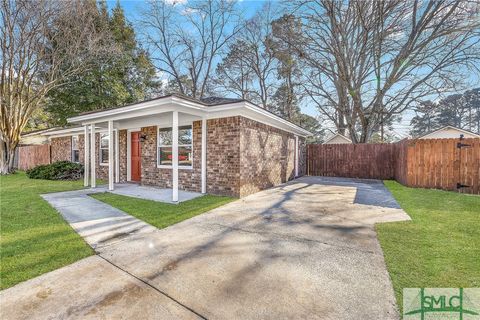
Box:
[101,149,109,163]
[158,128,172,146]
[72,150,80,163]
[72,136,79,150]
[178,126,192,145]
[100,134,109,148]
[159,147,172,165]
[178,146,192,166]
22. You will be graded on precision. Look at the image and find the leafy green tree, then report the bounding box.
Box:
[410,100,438,137]
[269,14,303,121]
[295,113,324,143]
[214,40,255,100]
[410,89,480,136]
[45,1,158,126]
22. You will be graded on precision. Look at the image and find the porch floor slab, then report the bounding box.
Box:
[108,183,202,203]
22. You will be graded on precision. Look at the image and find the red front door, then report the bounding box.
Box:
[131,132,141,182]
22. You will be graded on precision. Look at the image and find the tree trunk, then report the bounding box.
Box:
[338,112,346,135]
[0,138,17,174]
[357,124,371,143]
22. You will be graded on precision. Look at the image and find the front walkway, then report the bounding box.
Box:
[39,184,202,249]
[1,177,410,319]
[41,188,158,249]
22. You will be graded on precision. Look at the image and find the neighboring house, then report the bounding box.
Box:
[417,125,480,139]
[323,133,352,144]
[39,94,311,200]
[20,128,53,145]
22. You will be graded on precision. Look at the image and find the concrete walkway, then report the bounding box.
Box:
[41,188,158,249]
[110,183,202,203]
[0,177,410,320]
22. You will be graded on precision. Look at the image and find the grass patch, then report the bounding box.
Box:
[0,172,95,290]
[91,192,235,229]
[377,181,480,312]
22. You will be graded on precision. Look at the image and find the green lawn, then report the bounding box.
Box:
[91,192,235,230]
[1,172,233,290]
[0,172,94,290]
[377,181,480,312]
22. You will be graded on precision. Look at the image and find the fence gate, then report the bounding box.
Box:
[457,137,480,194]
[401,138,480,195]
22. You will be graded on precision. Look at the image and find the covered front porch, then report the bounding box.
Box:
[74,98,209,203]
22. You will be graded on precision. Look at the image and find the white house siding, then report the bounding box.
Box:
[324,135,352,144]
[419,128,479,139]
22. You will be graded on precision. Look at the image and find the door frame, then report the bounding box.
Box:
[126,128,142,181]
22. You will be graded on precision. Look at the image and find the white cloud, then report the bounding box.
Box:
[181,7,199,15]
[164,0,187,6]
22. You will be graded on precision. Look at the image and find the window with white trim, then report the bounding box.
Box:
[158,125,192,167]
[71,135,80,163]
[100,133,109,164]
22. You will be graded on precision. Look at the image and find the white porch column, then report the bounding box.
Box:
[83,125,90,187]
[90,124,96,188]
[108,120,114,191]
[295,135,299,177]
[172,111,179,202]
[201,117,207,194]
[115,129,120,183]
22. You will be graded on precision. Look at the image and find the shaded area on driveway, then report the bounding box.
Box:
[311,177,403,209]
[1,177,410,320]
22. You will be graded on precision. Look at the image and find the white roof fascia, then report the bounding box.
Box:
[67,97,311,137]
[207,102,311,137]
[42,127,85,137]
[67,98,174,123]
[42,126,107,137]
[323,133,352,144]
[419,125,480,139]
[244,102,311,136]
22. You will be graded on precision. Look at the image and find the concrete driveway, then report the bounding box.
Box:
[0,177,410,320]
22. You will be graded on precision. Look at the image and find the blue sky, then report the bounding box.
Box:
[106,1,330,127]
[107,0,266,21]
[107,0,479,139]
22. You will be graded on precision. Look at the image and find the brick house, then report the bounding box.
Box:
[41,94,310,201]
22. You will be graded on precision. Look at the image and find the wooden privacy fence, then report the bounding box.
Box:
[307,143,396,179]
[17,144,51,171]
[397,138,480,194]
[307,138,480,195]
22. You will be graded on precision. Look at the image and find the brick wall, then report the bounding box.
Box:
[206,117,241,196]
[51,136,71,162]
[50,132,120,181]
[118,130,127,182]
[140,117,241,196]
[239,117,297,197]
[140,125,202,192]
[50,116,305,198]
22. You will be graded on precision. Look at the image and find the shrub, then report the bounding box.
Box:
[26,161,84,181]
